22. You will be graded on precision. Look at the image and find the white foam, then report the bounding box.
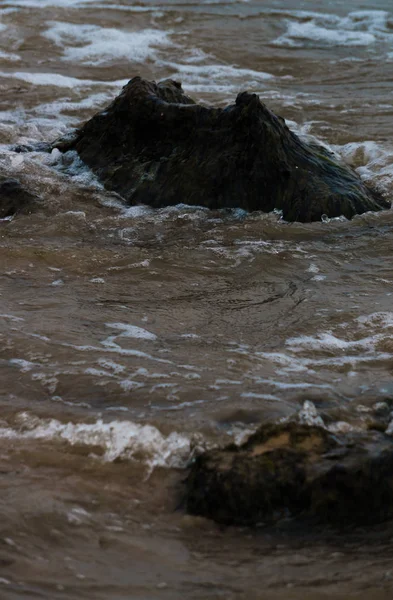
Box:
[0,71,128,89]
[92,4,163,12]
[182,48,210,64]
[119,379,145,391]
[286,332,375,353]
[0,71,91,88]
[307,263,319,274]
[44,22,173,66]
[0,314,24,322]
[276,21,375,48]
[241,392,280,401]
[327,421,355,434]
[157,399,206,412]
[335,140,393,195]
[0,50,20,62]
[9,358,36,372]
[36,93,111,118]
[161,61,273,94]
[336,140,388,168]
[49,150,104,188]
[255,309,393,380]
[6,0,99,6]
[385,420,393,436]
[62,340,172,364]
[67,506,91,525]
[273,10,391,48]
[0,413,192,471]
[252,376,335,392]
[357,312,393,329]
[1,6,19,13]
[119,206,153,219]
[85,367,113,378]
[286,310,393,358]
[297,400,325,427]
[280,401,357,434]
[105,322,157,341]
[164,61,273,82]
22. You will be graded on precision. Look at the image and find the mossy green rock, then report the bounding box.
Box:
[54,76,390,223]
[185,422,393,525]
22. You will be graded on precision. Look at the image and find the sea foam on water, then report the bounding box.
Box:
[0,412,193,471]
[44,22,173,66]
[273,10,392,48]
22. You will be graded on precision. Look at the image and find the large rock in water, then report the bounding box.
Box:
[54,76,389,222]
[185,422,393,526]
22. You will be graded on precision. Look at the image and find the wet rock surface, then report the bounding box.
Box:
[185,422,393,526]
[54,76,389,222]
[0,176,37,219]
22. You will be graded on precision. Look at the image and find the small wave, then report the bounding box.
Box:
[279,312,393,371]
[44,21,173,66]
[0,70,128,88]
[0,412,193,471]
[273,10,392,49]
[161,60,274,94]
[105,322,157,342]
[357,312,393,330]
[47,149,104,188]
[36,92,112,118]
[334,140,393,196]
[0,50,20,62]
[6,0,99,6]
[162,61,273,82]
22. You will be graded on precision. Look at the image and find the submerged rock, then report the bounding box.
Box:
[185,422,393,526]
[0,176,37,219]
[54,76,389,222]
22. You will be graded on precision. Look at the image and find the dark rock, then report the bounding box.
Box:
[0,176,37,219]
[12,141,52,154]
[53,76,390,222]
[184,422,393,526]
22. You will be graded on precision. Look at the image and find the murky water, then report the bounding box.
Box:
[2,0,393,597]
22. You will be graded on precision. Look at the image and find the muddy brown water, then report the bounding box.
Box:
[2,0,393,597]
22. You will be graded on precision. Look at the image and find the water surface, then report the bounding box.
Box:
[1,0,393,597]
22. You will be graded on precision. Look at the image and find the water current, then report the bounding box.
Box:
[2,0,393,597]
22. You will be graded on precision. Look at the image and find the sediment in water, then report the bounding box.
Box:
[53,76,389,222]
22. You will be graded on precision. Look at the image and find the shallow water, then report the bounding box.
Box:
[2,0,393,597]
